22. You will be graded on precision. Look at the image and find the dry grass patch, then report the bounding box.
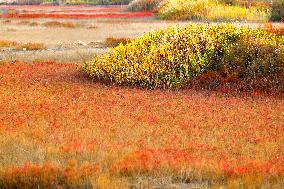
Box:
[29,22,40,27]
[16,20,40,27]
[87,25,98,30]
[0,40,46,51]
[6,28,17,32]
[42,21,76,28]
[104,37,131,47]
[2,20,11,24]
[15,43,46,51]
[17,20,32,25]
[0,40,18,48]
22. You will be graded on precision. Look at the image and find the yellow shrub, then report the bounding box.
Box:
[84,24,284,89]
[158,0,267,21]
[207,5,267,21]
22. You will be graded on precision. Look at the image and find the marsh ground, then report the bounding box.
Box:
[1,15,281,63]
[0,61,283,188]
[0,5,283,188]
[0,17,190,62]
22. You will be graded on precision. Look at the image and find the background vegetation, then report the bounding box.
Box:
[270,0,284,21]
[157,0,268,21]
[2,0,283,22]
[1,0,132,5]
[127,0,162,11]
[126,0,284,22]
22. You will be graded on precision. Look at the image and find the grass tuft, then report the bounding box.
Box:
[0,40,46,51]
[104,37,132,47]
[42,21,76,28]
[15,43,46,51]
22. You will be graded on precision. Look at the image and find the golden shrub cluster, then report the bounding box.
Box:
[84,24,284,89]
[157,0,267,21]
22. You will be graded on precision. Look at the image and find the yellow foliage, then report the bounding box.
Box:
[84,24,284,89]
[158,0,267,21]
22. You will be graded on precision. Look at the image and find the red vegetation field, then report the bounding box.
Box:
[0,61,283,187]
[0,5,154,19]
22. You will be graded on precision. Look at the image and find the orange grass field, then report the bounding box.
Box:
[0,61,284,188]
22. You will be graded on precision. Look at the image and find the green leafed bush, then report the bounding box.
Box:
[270,0,284,21]
[84,24,284,89]
[127,0,163,11]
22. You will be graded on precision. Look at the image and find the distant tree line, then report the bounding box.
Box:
[4,0,132,5]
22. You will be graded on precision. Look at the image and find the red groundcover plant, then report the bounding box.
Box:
[0,5,154,19]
